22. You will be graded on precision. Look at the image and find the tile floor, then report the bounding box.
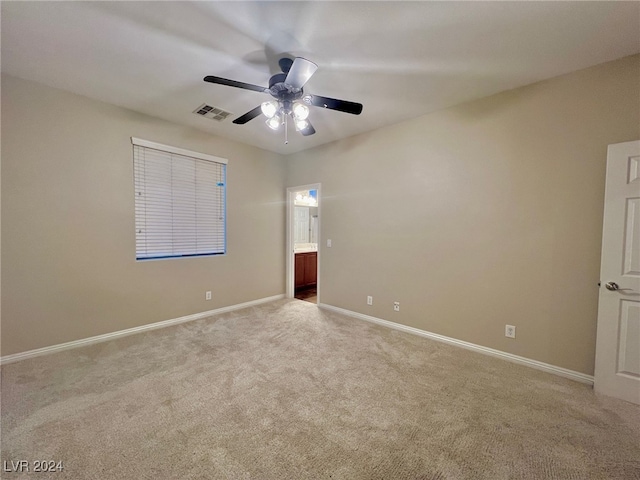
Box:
[294,287,317,304]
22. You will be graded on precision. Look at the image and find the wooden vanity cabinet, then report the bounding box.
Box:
[295,252,317,289]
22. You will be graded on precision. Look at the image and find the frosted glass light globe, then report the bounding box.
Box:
[292,103,309,120]
[261,101,278,119]
[266,115,282,130]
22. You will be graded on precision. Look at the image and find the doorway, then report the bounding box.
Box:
[286,184,320,304]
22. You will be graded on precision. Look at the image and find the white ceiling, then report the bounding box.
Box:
[2,1,639,155]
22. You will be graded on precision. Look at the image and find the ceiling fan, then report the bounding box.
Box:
[204,57,363,143]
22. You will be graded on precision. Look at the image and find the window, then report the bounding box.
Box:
[132,137,227,260]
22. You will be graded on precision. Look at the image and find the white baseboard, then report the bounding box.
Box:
[0,294,285,365]
[318,303,594,385]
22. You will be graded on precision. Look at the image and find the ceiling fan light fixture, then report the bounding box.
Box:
[266,114,282,131]
[261,101,278,119]
[292,102,309,120]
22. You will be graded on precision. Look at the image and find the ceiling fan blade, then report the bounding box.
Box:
[284,57,318,90]
[306,94,363,115]
[233,105,263,125]
[278,57,294,74]
[204,76,268,93]
[299,121,316,136]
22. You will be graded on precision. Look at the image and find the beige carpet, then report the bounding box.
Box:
[1,299,639,479]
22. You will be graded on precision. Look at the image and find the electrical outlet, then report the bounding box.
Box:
[206,291,212,301]
[505,325,516,338]
[367,296,373,306]
[327,239,332,247]
[393,302,400,312]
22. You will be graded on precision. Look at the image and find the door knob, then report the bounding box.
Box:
[605,282,619,291]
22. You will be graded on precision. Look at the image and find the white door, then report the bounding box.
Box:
[594,140,640,405]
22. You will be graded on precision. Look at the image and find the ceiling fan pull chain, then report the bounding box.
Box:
[284,115,289,145]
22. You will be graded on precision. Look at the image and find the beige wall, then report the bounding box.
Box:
[286,55,640,375]
[1,74,286,356]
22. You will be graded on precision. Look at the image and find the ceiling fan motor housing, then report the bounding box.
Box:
[268,73,287,89]
[269,73,304,105]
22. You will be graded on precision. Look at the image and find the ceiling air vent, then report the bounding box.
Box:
[193,104,231,121]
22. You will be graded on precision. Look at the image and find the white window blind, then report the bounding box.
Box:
[132,138,227,260]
